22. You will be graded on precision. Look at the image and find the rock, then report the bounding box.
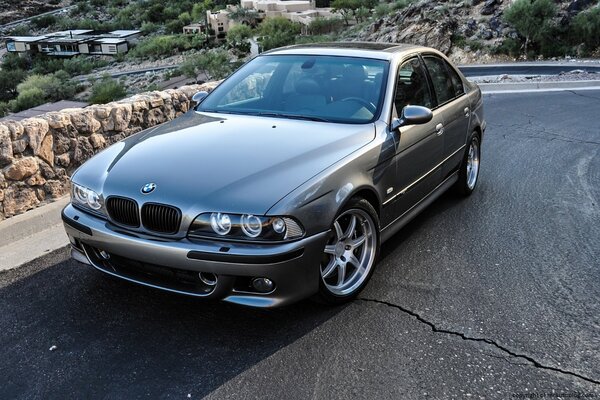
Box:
[4,157,39,180]
[56,153,70,168]
[0,172,6,188]
[3,120,24,140]
[39,160,57,179]
[11,139,27,154]
[89,133,106,149]
[69,110,101,135]
[111,103,132,131]
[26,172,46,186]
[22,118,49,155]
[37,134,54,166]
[72,137,94,167]
[44,180,69,198]
[480,0,497,15]
[567,0,595,14]
[0,125,13,167]
[0,189,4,202]
[2,184,40,216]
[43,112,71,130]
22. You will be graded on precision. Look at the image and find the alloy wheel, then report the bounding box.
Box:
[466,136,480,190]
[320,209,377,296]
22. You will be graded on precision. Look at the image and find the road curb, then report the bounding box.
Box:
[0,197,69,271]
[479,80,600,93]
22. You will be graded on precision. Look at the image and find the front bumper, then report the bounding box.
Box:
[62,204,329,308]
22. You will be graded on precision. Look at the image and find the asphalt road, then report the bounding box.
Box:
[1,90,599,399]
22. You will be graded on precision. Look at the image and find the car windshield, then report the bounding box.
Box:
[198,54,389,124]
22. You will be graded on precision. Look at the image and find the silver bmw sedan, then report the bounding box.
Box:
[62,42,485,308]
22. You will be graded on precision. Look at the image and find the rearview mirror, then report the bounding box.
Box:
[192,91,208,105]
[391,105,433,131]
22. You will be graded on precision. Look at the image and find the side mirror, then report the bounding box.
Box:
[391,105,433,131]
[192,91,208,105]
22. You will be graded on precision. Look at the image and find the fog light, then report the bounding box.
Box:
[199,272,218,286]
[252,277,274,293]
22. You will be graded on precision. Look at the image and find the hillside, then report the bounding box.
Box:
[344,0,600,62]
[0,0,71,26]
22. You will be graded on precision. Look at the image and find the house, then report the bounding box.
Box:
[4,30,141,57]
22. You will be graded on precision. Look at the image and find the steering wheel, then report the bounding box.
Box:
[339,97,377,114]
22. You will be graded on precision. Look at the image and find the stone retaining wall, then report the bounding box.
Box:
[0,82,218,220]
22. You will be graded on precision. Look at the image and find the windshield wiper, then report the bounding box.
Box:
[256,112,331,123]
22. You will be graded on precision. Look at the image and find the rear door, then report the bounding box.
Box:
[387,56,444,218]
[422,55,471,177]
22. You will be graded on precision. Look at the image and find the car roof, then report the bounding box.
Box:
[262,42,427,61]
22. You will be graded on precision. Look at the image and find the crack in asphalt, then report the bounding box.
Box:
[567,90,600,102]
[357,297,600,386]
[488,122,600,146]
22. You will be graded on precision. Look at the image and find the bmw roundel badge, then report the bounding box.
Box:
[141,182,157,194]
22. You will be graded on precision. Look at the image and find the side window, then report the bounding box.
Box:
[423,56,455,105]
[446,61,464,97]
[394,57,433,114]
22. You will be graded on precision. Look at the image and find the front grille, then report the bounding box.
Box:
[141,203,181,234]
[106,197,140,227]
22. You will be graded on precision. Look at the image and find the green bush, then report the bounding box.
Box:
[571,7,600,53]
[307,16,344,34]
[10,87,46,112]
[257,17,301,51]
[31,14,58,29]
[0,102,11,118]
[0,70,28,102]
[88,75,127,104]
[16,71,76,104]
[503,0,557,57]
[180,49,233,81]
[128,35,195,59]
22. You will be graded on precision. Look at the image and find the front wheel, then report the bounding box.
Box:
[315,198,380,305]
[454,132,481,196]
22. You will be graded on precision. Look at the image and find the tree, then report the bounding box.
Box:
[88,75,127,104]
[228,7,260,27]
[257,17,301,51]
[0,70,27,102]
[331,0,376,25]
[503,0,557,58]
[226,24,253,55]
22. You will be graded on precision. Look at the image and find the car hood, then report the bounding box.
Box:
[75,111,375,215]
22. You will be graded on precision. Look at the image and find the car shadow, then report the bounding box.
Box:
[0,250,346,398]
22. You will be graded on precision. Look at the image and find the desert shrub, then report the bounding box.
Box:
[128,35,195,59]
[503,0,557,57]
[180,49,233,81]
[10,87,46,112]
[88,75,127,104]
[307,16,344,34]
[257,17,301,51]
[375,3,391,17]
[16,71,76,105]
[31,14,58,29]
[570,6,600,53]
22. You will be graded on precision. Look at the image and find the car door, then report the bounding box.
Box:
[387,56,445,218]
[422,55,471,178]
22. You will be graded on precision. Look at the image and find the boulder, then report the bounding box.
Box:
[4,157,39,180]
[0,125,13,167]
[2,184,40,216]
[22,118,50,155]
[37,134,54,166]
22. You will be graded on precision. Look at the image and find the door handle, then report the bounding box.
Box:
[464,107,470,118]
[435,123,444,136]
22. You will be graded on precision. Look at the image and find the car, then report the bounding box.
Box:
[62,42,485,308]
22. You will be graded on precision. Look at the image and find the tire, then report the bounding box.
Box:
[454,131,481,196]
[314,197,380,305]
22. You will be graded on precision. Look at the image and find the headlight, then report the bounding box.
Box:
[71,183,105,215]
[189,213,304,242]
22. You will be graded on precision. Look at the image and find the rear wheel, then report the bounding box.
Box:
[316,198,380,304]
[455,131,481,196]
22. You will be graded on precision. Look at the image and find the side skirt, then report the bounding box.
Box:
[381,171,458,243]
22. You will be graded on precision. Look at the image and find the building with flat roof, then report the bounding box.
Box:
[4,30,141,57]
